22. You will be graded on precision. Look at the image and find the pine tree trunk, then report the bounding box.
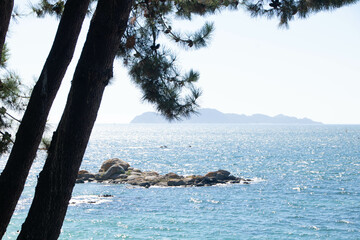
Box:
[17,0,133,239]
[0,0,90,237]
[0,0,13,61]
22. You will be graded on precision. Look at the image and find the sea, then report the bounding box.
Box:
[1,124,360,239]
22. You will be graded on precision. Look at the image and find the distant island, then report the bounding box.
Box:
[130,108,322,124]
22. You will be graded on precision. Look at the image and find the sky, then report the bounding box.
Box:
[5,1,360,124]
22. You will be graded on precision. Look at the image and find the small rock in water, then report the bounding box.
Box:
[99,194,113,197]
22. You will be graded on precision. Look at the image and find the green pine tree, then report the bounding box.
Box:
[0,0,359,238]
[244,0,359,27]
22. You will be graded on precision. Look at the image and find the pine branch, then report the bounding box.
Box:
[5,111,21,123]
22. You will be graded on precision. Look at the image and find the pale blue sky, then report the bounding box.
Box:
[6,1,360,124]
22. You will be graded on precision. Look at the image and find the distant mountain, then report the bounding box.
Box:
[130,109,322,124]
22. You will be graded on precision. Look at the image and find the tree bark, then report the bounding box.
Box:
[0,0,13,61]
[0,0,90,237]
[17,0,133,239]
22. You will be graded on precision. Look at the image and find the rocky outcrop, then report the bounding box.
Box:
[99,158,130,172]
[77,158,252,188]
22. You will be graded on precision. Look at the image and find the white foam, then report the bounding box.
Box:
[189,198,202,204]
[69,195,112,206]
[251,177,266,183]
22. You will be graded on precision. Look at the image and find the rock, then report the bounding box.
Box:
[127,175,143,181]
[95,173,104,180]
[78,164,249,188]
[78,170,89,174]
[167,179,185,186]
[204,171,217,178]
[143,171,159,176]
[108,173,124,180]
[76,179,85,184]
[201,177,217,185]
[144,176,159,182]
[215,169,231,180]
[113,179,125,184]
[193,175,204,183]
[139,182,151,188]
[204,170,231,180]
[129,171,141,176]
[99,194,113,197]
[99,158,130,172]
[102,164,125,179]
[183,177,195,185]
[227,175,237,181]
[78,173,96,180]
[164,172,183,179]
[154,182,168,187]
[230,179,241,184]
[116,174,128,179]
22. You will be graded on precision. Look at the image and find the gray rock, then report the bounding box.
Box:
[76,179,85,184]
[102,164,125,179]
[99,158,130,172]
[215,169,231,180]
[204,171,217,178]
[204,170,231,180]
[143,171,159,176]
[144,176,159,182]
[127,175,143,181]
[117,174,128,179]
[78,173,96,180]
[201,177,217,185]
[107,173,124,180]
[113,179,125,184]
[164,172,183,179]
[78,165,249,188]
[139,182,151,188]
[95,173,104,180]
[154,182,168,187]
[183,177,195,185]
[227,175,237,181]
[167,179,185,186]
[129,172,142,176]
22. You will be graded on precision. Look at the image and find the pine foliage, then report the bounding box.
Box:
[118,0,239,120]
[0,45,26,154]
[31,0,97,17]
[244,0,359,27]
[31,0,65,17]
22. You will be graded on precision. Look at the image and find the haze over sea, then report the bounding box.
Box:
[2,124,360,239]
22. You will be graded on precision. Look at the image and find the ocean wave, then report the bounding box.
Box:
[69,195,112,206]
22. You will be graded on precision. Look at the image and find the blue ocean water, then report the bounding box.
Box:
[1,124,360,239]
